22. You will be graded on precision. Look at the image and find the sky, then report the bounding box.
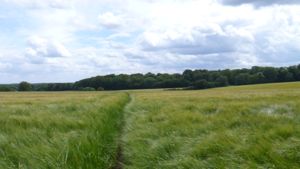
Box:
[1,0,300,83]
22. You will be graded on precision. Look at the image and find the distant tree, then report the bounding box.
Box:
[288,65,300,81]
[97,87,104,91]
[208,82,217,88]
[250,72,265,84]
[235,73,250,85]
[80,87,96,91]
[18,81,32,91]
[278,68,294,82]
[145,72,156,78]
[73,64,300,91]
[193,70,209,81]
[215,76,229,87]
[263,67,278,82]
[296,64,300,80]
[193,79,209,89]
[221,69,233,84]
[0,86,15,92]
[143,77,157,88]
[183,69,193,82]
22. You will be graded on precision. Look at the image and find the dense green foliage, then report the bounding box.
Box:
[0,86,16,91]
[0,92,129,169]
[32,83,74,91]
[2,65,299,91]
[0,83,74,92]
[123,82,300,168]
[18,81,32,91]
[75,64,300,90]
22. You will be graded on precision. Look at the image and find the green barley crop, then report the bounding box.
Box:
[1,82,300,169]
[0,92,129,169]
[123,82,300,169]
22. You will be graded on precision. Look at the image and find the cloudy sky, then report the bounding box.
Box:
[1,0,300,83]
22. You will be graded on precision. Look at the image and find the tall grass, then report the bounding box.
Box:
[123,82,300,168]
[1,82,300,168]
[0,92,129,169]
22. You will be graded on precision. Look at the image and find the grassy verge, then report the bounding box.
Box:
[0,92,129,169]
[123,82,300,168]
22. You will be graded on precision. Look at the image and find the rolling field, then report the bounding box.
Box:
[0,82,300,168]
[0,92,129,169]
[123,82,300,169]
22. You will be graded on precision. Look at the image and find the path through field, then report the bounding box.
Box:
[0,82,300,168]
[121,82,300,168]
[113,93,133,169]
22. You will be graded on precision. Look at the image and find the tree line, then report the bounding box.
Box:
[1,64,300,91]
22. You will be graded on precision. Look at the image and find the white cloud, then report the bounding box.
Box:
[219,0,300,7]
[0,62,12,71]
[0,0,300,83]
[26,36,71,58]
[1,0,73,9]
[98,12,123,29]
[139,25,253,55]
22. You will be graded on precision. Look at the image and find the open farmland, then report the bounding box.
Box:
[0,92,129,169]
[0,82,300,168]
[123,82,300,168]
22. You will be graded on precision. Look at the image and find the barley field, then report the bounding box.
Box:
[1,82,300,168]
[0,92,129,169]
[123,82,300,169]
